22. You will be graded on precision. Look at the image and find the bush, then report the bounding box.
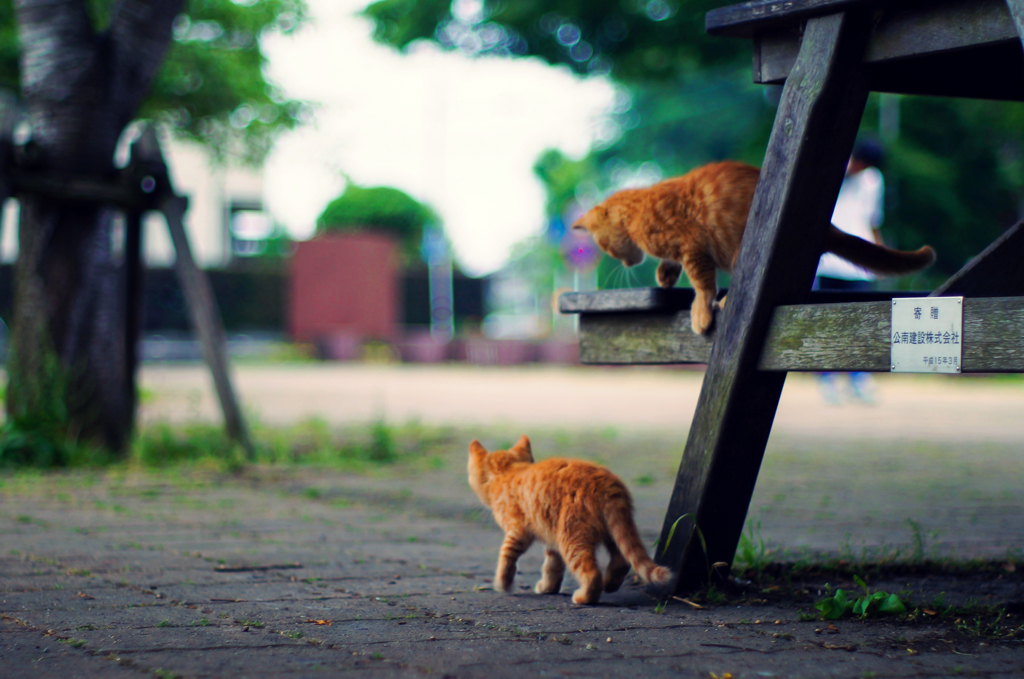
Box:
[316,184,439,260]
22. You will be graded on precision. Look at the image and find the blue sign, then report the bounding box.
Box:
[546,217,566,244]
[420,227,448,265]
[562,231,602,271]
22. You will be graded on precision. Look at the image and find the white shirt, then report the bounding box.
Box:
[816,166,884,281]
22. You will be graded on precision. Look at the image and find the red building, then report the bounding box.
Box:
[288,232,400,349]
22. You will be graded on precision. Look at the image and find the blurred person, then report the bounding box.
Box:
[815,139,886,405]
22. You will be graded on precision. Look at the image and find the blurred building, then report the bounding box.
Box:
[0,134,494,359]
[0,135,270,268]
[289,232,400,346]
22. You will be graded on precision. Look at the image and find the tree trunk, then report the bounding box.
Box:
[7,0,180,454]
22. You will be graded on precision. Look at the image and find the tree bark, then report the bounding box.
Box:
[7,0,181,453]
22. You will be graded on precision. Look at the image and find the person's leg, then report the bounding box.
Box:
[814,277,874,403]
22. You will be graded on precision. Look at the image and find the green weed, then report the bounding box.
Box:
[734,520,771,577]
[1,345,115,469]
[132,422,241,468]
[368,418,396,462]
[814,575,907,620]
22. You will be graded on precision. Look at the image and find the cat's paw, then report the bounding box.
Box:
[571,588,599,605]
[656,260,683,288]
[495,572,515,593]
[690,303,714,335]
[535,579,561,595]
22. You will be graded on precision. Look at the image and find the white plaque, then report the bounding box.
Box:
[890,297,963,373]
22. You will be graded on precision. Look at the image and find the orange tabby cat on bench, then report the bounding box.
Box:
[468,435,671,605]
[572,160,936,334]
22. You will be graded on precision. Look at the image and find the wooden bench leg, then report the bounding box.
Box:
[655,11,873,592]
[932,218,1024,297]
[1006,0,1024,45]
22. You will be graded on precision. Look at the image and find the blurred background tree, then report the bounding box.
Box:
[365,0,1024,289]
[317,183,440,264]
[2,0,306,463]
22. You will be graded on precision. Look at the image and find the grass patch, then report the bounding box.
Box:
[124,418,457,471]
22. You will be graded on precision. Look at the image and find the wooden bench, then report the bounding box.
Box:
[560,0,1024,592]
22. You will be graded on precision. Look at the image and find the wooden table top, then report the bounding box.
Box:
[708,0,1024,101]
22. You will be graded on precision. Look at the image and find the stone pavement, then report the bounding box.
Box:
[2,366,1024,677]
[2,449,1023,677]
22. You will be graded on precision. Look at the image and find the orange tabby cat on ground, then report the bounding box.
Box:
[468,435,671,605]
[572,160,936,334]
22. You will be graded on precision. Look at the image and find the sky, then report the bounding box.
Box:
[261,0,618,276]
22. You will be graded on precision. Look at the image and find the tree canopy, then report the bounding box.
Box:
[0,0,308,164]
[362,0,744,83]
[317,183,439,262]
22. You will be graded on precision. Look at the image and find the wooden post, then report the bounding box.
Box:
[654,11,873,592]
[1005,0,1024,43]
[933,218,1024,297]
[123,210,144,435]
[126,126,254,461]
[161,194,254,460]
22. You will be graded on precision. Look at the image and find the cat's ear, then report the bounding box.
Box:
[469,439,488,467]
[511,435,533,462]
[468,440,490,496]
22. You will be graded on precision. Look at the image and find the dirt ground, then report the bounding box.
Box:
[139,363,1024,444]
[2,364,1023,677]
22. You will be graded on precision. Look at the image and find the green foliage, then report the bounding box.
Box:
[657,512,705,565]
[872,96,1024,283]
[0,0,308,164]
[814,575,907,620]
[124,417,448,471]
[362,0,746,83]
[132,422,243,468]
[0,2,16,94]
[734,520,771,577]
[597,70,774,173]
[368,418,397,463]
[317,183,440,260]
[143,0,309,164]
[533,148,599,219]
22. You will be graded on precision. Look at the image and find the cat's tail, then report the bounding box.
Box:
[604,498,673,587]
[825,224,936,276]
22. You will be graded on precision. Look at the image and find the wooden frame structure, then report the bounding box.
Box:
[0,120,253,459]
[561,0,1024,592]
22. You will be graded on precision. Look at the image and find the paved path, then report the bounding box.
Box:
[1,364,1022,677]
[3,465,1023,678]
